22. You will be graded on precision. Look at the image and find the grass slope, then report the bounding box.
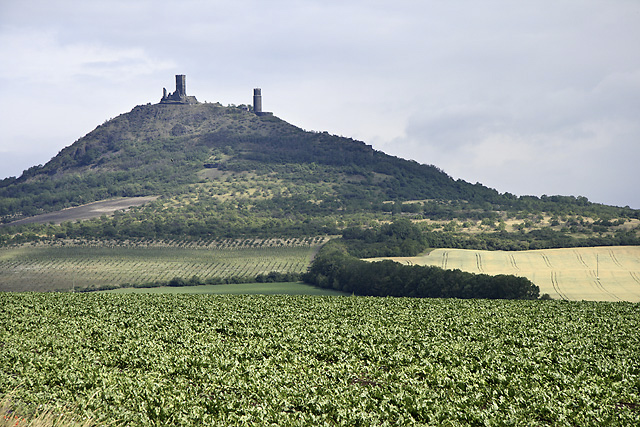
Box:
[1,294,638,426]
[372,246,640,302]
[102,282,347,295]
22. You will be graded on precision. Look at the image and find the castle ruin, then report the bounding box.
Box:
[160,76,271,115]
[160,75,198,104]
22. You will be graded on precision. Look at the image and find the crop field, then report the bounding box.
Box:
[1,294,638,426]
[375,246,640,302]
[0,238,326,292]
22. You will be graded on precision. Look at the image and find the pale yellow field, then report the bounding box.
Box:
[372,246,640,302]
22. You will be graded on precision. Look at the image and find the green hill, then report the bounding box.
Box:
[1,102,638,247]
[0,102,485,216]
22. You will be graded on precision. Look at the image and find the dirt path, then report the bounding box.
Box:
[1,196,159,227]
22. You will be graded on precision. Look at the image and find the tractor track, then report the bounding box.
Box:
[609,249,623,268]
[508,254,519,271]
[475,253,484,273]
[589,269,621,301]
[441,251,449,269]
[550,271,569,300]
[540,253,552,269]
[574,250,589,268]
[596,278,621,301]
[624,272,640,299]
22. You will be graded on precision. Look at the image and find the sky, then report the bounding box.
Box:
[1,0,639,208]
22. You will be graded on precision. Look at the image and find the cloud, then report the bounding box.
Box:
[388,85,640,207]
[0,0,639,208]
[0,29,174,84]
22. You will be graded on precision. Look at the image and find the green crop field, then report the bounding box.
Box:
[0,238,327,292]
[1,294,638,426]
[373,246,640,302]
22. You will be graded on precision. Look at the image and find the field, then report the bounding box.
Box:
[0,238,326,292]
[2,240,639,301]
[1,294,638,426]
[372,246,640,302]
[0,196,159,227]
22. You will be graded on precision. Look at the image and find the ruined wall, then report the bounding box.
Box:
[160,75,197,104]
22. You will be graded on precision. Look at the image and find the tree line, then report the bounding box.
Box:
[303,241,540,300]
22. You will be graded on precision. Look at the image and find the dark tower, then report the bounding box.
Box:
[253,88,262,114]
[176,75,186,97]
[160,75,197,104]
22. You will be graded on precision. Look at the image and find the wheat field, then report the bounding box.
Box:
[374,246,640,302]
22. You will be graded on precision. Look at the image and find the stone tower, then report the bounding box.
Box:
[253,88,262,114]
[176,75,186,97]
[160,75,198,104]
[252,88,272,116]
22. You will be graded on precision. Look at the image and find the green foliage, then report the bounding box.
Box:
[304,242,540,299]
[1,102,638,247]
[341,218,429,257]
[104,282,346,296]
[254,271,301,283]
[1,294,638,426]
[421,228,640,251]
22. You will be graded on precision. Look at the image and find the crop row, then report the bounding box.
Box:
[0,294,638,426]
[10,236,329,250]
[0,243,320,292]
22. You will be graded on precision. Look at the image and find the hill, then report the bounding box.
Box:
[0,102,486,217]
[1,100,639,247]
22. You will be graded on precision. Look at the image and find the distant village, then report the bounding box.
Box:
[160,75,272,116]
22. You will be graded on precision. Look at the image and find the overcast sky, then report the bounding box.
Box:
[1,0,639,208]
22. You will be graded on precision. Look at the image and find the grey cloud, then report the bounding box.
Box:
[1,0,639,208]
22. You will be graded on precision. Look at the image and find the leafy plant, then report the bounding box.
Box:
[0,294,638,425]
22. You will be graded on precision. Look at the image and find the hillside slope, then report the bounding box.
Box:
[0,104,466,214]
[1,102,638,244]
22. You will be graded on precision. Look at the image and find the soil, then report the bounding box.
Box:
[2,196,159,227]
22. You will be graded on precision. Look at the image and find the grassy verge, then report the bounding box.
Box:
[102,281,348,295]
[0,394,99,427]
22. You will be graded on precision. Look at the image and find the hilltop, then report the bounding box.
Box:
[1,101,479,208]
[1,98,639,248]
